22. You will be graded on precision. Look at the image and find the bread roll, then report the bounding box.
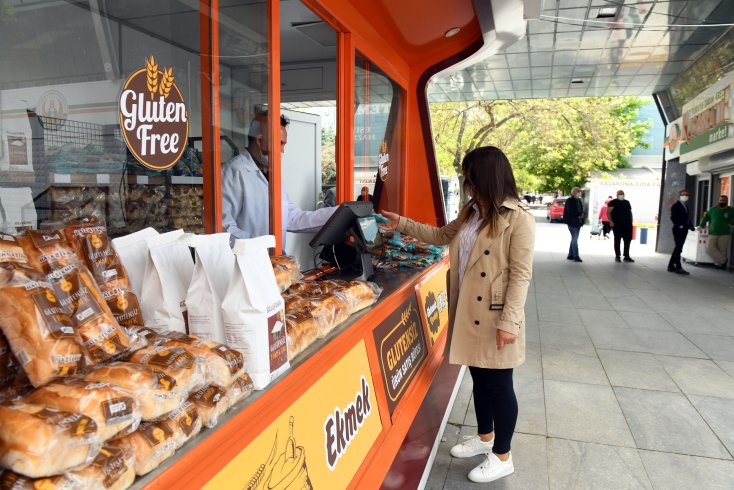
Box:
[16,231,78,274]
[158,333,246,388]
[309,293,350,336]
[225,373,254,410]
[283,292,312,314]
[0,266,85,387]
[110,419,177,476]
[46,264,131,365]
[0,471,82,489]
[0,403,100,478]
[188,385,227,428]
[0,236,31,270]
[84,362,183,421]
[284,309,321,361]
[25,378,140,441]
[68,444,135,490]
[272,265,292,293]
[128,346,203,396]
[165,400,202,448]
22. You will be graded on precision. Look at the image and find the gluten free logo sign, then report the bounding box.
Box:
[119,56,188,170]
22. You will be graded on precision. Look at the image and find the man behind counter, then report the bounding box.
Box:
[222,113,336,246]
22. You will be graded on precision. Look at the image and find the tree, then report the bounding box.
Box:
[430,97,652,194]
[321,126,336,186]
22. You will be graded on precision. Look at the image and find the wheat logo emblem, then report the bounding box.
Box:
[159,67,175,98]
[146,56,158,100]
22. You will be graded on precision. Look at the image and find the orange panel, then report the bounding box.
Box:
[268,0,282,253]
[337,32,355,204]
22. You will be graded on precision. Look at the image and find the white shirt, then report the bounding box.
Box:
[221,150,336,247]
[458,205,483,285]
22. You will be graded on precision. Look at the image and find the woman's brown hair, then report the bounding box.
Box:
[457,146,519,236]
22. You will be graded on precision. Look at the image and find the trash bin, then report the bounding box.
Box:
[640,227,648,245]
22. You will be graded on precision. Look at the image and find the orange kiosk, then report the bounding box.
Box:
[142,1,483,489]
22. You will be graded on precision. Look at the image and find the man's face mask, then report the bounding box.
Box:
[617,194,625,200]
[720,200,728,207]
[680,195,689,202]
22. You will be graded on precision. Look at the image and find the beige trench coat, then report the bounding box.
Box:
[397,199,535,369]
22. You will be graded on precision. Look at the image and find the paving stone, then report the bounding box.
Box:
[614,387,731,459]
[585,325,646,353]
[715,360,734,377]
[656,356,734,399]
[425,424,463,490]
[547,438,651,490]
[605,294,651,313]
[578,308,627,328]
[569,293,613,311]
[539,324,596,356]
[660,310,729,336]
[515,377,546,436]
[639,451,734,490]
[689,395,734,456]
[635,330,708,358]
[618,310,675,331]
[597,350,679,392]
[545,380,635,447]
[449,370,474,426]
[542,348,609,386]
[690,334,734,361]
[536,304,583,325]
[515,342,542,379]
[524,324,540,344]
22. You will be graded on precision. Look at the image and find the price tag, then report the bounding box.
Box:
[137,175,149,185]
[96,174,110,184]
[54,173,72,184]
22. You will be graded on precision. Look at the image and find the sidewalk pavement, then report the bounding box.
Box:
[426,211,734,490]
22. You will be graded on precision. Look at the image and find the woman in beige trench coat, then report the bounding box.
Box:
[382,146,535,484]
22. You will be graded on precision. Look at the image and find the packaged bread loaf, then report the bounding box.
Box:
[128,346,204,395]
[0,444,136,490]
[283,291,312,313]
[0,235,32,271]
[270,255,301,281]
[25,378,141,441]
[309,293,351,336]
[68,444,135,490]
[0,265,85,387]
[110,419,177,476]
[188,385,227,428]
[158,332,246,388]
[84,361,183,421]
[284,309,322,361]
[0,402,100,478]
[64,222,144,328]
[272,264,293,293]
[332,281,382,314]
[16,230,78,274]
[225,373,254,410]
[165,400,202,448]
[47,264,130,365]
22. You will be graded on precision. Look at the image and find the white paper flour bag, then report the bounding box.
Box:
[112,227,159,298]
[222,235,288,390]
[186,233,234,343]
[140,230,195,333]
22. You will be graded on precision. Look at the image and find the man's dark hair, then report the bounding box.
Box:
[247,113,290,145]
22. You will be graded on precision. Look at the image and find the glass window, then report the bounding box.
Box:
[354,54,404,212]
[0,1,210,236]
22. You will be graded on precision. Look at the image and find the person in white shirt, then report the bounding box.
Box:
[222,113,336,246]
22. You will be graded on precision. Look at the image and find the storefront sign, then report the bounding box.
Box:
[205,341,381,489]
[416,262,449,347]
[666,71,734,163]
[373,295,427,415]
[119,56,189,170]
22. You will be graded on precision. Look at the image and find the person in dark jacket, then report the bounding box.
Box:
[607,189,635,262]
[668,189,695,274]
[563,187,584,262]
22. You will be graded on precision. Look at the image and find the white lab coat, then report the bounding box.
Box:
[221,150,336,247]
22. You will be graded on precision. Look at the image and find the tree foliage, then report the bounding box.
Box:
[430,97,652,194]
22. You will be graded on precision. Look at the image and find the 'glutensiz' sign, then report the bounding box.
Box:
[373,295,427,415]
[119,56,189,170]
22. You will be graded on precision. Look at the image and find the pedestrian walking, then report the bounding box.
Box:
[381,146,535,484]
[607,190,635,262]
[599,196,612,238]
[564,187,584,262]
[668,190,695,274]
[699,195,734,269]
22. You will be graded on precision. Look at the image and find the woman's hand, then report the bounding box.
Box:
[496,329,517,350]
[380,210,400,231]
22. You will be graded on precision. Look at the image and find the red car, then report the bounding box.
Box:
[546,198,567,223]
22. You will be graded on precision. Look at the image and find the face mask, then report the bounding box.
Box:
[720,202,728,208]
[617,195,625,200]
[680,196,689,202]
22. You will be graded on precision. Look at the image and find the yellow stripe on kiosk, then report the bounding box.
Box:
[205,340,382,489]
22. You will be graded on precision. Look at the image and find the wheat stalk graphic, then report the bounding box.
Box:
[159,67,175,99]
[146,56,158,100]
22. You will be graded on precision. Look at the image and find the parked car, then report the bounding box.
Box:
[546,197,567,223]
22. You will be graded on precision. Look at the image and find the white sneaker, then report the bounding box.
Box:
[449,434,494,458]
[468,452,514,483]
